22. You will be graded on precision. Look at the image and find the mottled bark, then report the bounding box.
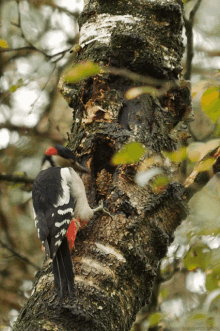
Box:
[13,0,190,330]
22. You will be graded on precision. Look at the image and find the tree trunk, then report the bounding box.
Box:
[13,0,190,330]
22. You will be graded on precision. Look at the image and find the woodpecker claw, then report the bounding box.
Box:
[93,200,113,219]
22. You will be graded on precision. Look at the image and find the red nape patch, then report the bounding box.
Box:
[66,220,78,250]
[45,146,58,156]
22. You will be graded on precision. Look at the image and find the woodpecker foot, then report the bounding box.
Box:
[93,200,113,219]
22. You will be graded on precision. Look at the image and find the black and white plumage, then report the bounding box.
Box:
[32,145,109,297]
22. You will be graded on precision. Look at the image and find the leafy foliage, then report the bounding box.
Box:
[201,86,220,123]
[65,61,101,84]
[9,78,24,93]
[151,175,170,193]
[112,142,145,165]
[184,244,211,271]
[0,38,8,48]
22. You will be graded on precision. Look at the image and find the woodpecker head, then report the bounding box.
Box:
[42,144,89,173]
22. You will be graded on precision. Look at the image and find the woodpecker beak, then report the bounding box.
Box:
[70,160,90,173]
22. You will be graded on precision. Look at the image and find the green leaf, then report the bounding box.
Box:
[160,289,168,299]
[9,78,23,93]
[201,86,220,123]
[112,142,145,165]
[65,61,101,83]
[190,313,206,321]
[206,266,220,291]
[205,316,215,328]
[152,175,170,193]
[184,244,211,271]
[0,39,9,48]
[148,312,165,327]
[195,157,215,172]
[164,147,187,163]
[213,120,220,137]
[10,85,18,93]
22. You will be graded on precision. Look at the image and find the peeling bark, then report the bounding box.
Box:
[13,0,190,330]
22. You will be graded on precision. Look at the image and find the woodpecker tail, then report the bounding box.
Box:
[52,237,74,297]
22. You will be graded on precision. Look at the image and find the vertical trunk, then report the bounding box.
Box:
[13,0,190,330]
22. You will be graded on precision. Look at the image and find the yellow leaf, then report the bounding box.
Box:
[65,61,101,83]
[195,158,215,172]
[190,313,206,321]
[125,86,157,100]
[184,244,211,271]
[0,39,9,48]
[148,313,165,327]
[206,266,220,291]
[152,175,170,193]
[160,289,168,299]
[9,78,23,93]
[201,86,220,123]
[164,147,187,163]
[112,142,145,165]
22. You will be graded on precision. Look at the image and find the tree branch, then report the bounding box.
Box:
[0,46,35,53]
[184,0,203,80]
[29,63,57,114]
[0,1,71,61]
[105,66,177,88]
[0,239,39,270]
[0,173,34,184]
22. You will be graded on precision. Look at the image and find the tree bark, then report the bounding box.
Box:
[13,0,190,330]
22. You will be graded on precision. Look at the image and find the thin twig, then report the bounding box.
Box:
[13,0,70,60]
[0,173,34,184]
[16,0,50,58]
[184,0,203,80]
[105,66,177,88]
[0,46,35,53]
[29,63,57,114]
[49,48,72,61]
[0,208,15,247]
[0,239,39,270]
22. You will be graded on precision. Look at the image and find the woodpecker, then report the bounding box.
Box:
[32,144,111,297]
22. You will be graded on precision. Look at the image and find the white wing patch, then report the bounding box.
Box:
[55,240,62,246]
[55,228,67,238]
[33,209,38,228]
[55,219,70,228]
[58,208,73,215]
[53,168,71,207]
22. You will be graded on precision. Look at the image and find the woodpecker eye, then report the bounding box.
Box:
[46,147,58,156]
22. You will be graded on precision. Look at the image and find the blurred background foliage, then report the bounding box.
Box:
[1,0,220,330]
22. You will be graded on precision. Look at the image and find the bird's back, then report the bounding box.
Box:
[32,167,76,258]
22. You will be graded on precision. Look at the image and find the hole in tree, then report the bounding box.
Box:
[91,138,115,178]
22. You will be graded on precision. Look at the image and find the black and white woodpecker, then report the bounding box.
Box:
[32,144,111,297]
